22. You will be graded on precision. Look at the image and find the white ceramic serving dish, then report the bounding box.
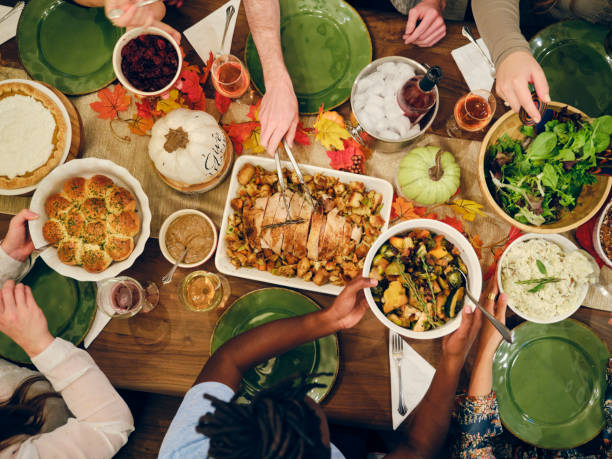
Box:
[29,158,152,282]
[496,233,588,324]
[158,209,218,268]
[112,26,182,97]
[593,198,612,268]
[215,155,394,296]
[0,79,72,196]
[362,219,482,339]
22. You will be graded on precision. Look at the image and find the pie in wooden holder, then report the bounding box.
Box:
[0,80,71,193]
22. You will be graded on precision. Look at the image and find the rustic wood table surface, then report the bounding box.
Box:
[1,0,610,430]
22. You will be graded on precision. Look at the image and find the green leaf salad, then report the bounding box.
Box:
[486,110,612,226]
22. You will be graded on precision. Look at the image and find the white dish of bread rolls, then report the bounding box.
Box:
[29,158,151,282]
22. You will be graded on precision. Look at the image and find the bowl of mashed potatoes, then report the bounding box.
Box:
[159,209,218,268]
[497,234,596,324]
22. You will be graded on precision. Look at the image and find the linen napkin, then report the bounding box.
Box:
[0,2,24,46]
[83,282,111,348]
[451,38,495,92]
[184,0,241,61]
[388,332,435,430]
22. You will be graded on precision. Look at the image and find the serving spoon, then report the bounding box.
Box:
[458,270,514,344]
[162,246,188,285]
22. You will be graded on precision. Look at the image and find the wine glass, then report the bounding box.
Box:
[97,276,159,319]
[446,89,496,137]
[179,271,231,312]
[211,54,250,99]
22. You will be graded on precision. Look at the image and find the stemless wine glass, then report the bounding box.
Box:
[446,89,496,137]
[211,54,251,99]
[179,271,231,312]
[97,276,158,319]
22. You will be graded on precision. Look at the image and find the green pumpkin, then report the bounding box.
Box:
[397,146,460,205]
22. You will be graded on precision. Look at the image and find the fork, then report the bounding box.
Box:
[391,332,407,416]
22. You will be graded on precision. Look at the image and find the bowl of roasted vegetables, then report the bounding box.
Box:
[478,103,612,234]
[363,219,482,339]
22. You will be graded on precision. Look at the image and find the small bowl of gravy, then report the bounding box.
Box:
[159,209,218,268]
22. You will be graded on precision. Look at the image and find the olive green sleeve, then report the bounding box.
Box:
[472,0,532,68]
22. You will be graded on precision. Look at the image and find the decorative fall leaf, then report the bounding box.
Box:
[440,216,464,233]
[327,147,357,170]
[182,60,201,74]
[247,99,261,121]
[469,233,484,259]
[135,98,154,120]
[128,116,154,136]
[484,247,505,280]
[156,89,183,114]
[450,199,485,222]
[175,69,204,103]
[179,45,186,59]
[391,196,423,221]
[200,51,214,85]
[223,121,260,156]
[90,85,131,120]
[215,92,232,115]
[314,117,351,150]
[294,121,312,146]
[243,128,265,154]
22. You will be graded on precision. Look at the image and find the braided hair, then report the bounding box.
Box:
[197,374,331,459]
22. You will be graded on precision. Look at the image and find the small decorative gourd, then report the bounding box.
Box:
[148,108,233,193]
[397,146,460,205]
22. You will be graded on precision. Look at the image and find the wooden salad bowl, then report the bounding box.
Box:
[477,102,612,234]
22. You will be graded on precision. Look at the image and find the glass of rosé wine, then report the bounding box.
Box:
[212,54,251,99]
[446,89,496,137]
[97,276,159,319]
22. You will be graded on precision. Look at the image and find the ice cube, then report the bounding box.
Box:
[405,124,421,138]
[388,115,412,138]
[379,129,401,140]
[377,61,398,79]
[382,98,405,120]
[356,72,382,94]
[395,63,416,80]
[353,93,368,112]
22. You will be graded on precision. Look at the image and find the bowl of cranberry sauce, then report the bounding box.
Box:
[112,27,182,96]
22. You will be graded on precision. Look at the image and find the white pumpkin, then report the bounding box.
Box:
[148,109,232,192]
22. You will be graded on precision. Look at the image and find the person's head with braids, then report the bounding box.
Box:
[197,374,332,459]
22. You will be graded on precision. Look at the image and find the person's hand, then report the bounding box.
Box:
[402,0,446,47]
[0,280,53,358]
[104,0,181,44]
[495,50,550,123]
[441,303,482,368]
[1,209,38,262]
[259,70,299,156]
[475,277,507,358]
[323,276,378,331]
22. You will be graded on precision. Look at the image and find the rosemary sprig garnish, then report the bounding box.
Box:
[396,256,430,318]
[516,276,561,293]
[262,218,305,230]
[420,255,436,303]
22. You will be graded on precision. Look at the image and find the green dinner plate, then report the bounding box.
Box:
[17,0,123,95]
[0,258,97,364]
[530,20,612,117]
[211,288,339,402]
[493,319,609,450]
[245,0,372,114]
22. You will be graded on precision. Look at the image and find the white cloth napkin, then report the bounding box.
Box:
[451,38,495,92]
[388,332,435,430]
[184,0,241,61]
[0,3,24,46]
[83,282,111,348]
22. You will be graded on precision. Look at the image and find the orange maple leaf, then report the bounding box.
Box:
[392,196,423,221]
[90,85,131,120]
[469,233,484,259]
[223,121,260,155]
[200,51,214,85]
[128,116,154,136]
[247,99,261,121]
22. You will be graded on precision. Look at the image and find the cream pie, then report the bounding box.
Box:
[0,81,68,189]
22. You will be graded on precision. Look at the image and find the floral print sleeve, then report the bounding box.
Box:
[452,392,502,459]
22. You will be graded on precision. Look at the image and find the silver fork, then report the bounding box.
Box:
[391,332,407,416]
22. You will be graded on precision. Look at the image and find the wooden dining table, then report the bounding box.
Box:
[1,0,610,430]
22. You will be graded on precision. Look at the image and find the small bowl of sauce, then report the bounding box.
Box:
[159,209,218,268]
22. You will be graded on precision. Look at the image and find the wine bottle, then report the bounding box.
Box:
[397,66,442,124]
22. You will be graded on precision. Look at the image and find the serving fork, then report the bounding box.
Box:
[274,140,317,216]
[391,332,408,416]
